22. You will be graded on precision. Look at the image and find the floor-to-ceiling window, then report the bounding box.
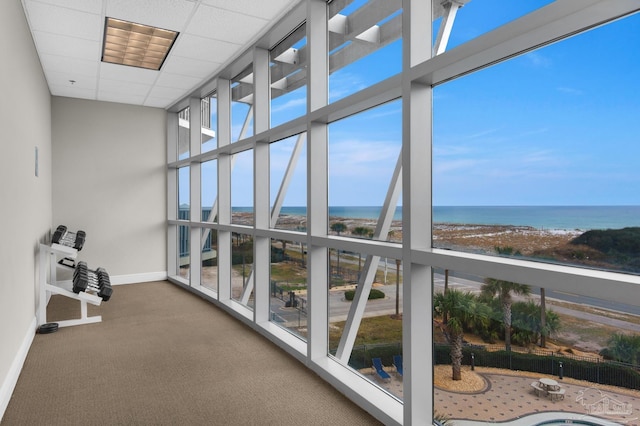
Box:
[168,2,640,424]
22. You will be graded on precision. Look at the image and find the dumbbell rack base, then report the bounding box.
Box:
[38,243,103,329]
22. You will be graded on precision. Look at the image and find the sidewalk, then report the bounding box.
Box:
[435,371,640,425]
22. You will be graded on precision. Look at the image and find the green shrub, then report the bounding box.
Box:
[344,288,386,301]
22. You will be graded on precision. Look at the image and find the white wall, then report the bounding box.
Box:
[0,0,52,418]
[52,97,167,282]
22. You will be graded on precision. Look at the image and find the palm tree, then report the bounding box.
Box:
[510,300,560,347]
[434,289,488,380]
[481,278,531,352]
[604,333,640,365]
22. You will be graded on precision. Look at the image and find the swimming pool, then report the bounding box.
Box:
[535,421,619,426]
[451,412,623,426]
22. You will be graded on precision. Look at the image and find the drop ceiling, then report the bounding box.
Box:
[21,0,300,109]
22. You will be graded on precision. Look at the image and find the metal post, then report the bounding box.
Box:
[471,352,475,371]
[559,361,563,380]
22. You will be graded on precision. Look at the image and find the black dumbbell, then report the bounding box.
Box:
[72,262,112,302]
[96,268,113,301]
[72,262,89,293]
[51,225,67,244]
[74,230,86,250]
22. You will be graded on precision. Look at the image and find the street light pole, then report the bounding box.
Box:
[395,259,401,319]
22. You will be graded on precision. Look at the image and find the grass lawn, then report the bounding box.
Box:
[329,314,402,349]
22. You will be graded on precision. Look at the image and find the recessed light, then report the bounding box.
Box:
[101,17,179,71]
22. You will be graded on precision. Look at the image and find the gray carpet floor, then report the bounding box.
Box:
[2,281,381,425]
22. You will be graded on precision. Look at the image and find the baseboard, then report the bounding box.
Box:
[0,317,36,423]
[110,271,168,285]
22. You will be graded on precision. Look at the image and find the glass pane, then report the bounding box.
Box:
[178,106,190,160]
[201,228,217,292]
[270,134,307,230]
[329,252,403,400]
[271,23,307,128]
[270,238,307,340]
[328,100,402,241]
[178,166,190,220]
[231,149,254,226]
[433,269,640,424]
[231,233,254,309]
[434,0,556,55]
[201,160,217,223]
[231,66,254,142]
[201,93,217,153]
[433,14,640,275]
[328,0,402,103]
[178,225,190,280]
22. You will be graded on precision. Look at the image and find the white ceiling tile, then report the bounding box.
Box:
[162,55,220,79]
[147,85,188,100]
[33,31,102,60]
[171,34,239,63]
[155,72,205,90]
[49,84,97,100]
[26,0,103,15]
[21,0,305,109]
[99,78,152,96]
[105,0,195,32]
[144,97,176,108]
[25,3,102,40]
[98,93,148,105]
[186,4,268,44]
[199,0,294,20]
[40,54,99,79]
[99,62,158,84]
[45,69,97,90]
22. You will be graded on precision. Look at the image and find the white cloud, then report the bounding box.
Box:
[271,95,306,114]
[523,51,552,68]
[557,86,584,96]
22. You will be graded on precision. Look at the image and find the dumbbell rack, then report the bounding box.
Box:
[38,233,104,329]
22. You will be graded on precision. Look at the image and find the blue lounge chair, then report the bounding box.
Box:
[372,357,391,381]
[393,355,403,377]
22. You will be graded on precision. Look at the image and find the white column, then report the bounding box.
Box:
[167,112,178,277]
[307,0,329,362]
[189,97,202,288]
[218,78,232,302]
[253,47,270,323]
[403,0,434,424]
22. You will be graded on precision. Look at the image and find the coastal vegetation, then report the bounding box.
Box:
[480,279,531,352]
[601,333,640,365]
[434,289,490,380]
[344,288,385,301]
[570,227,640,272]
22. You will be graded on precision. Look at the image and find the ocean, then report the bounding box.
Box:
[263,205,640,231]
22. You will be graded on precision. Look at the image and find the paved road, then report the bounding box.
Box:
[271,269,640,333]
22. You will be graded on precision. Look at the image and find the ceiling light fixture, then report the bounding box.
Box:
[102,17,179,71]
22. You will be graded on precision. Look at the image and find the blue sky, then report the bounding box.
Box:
[188,1,640,209]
